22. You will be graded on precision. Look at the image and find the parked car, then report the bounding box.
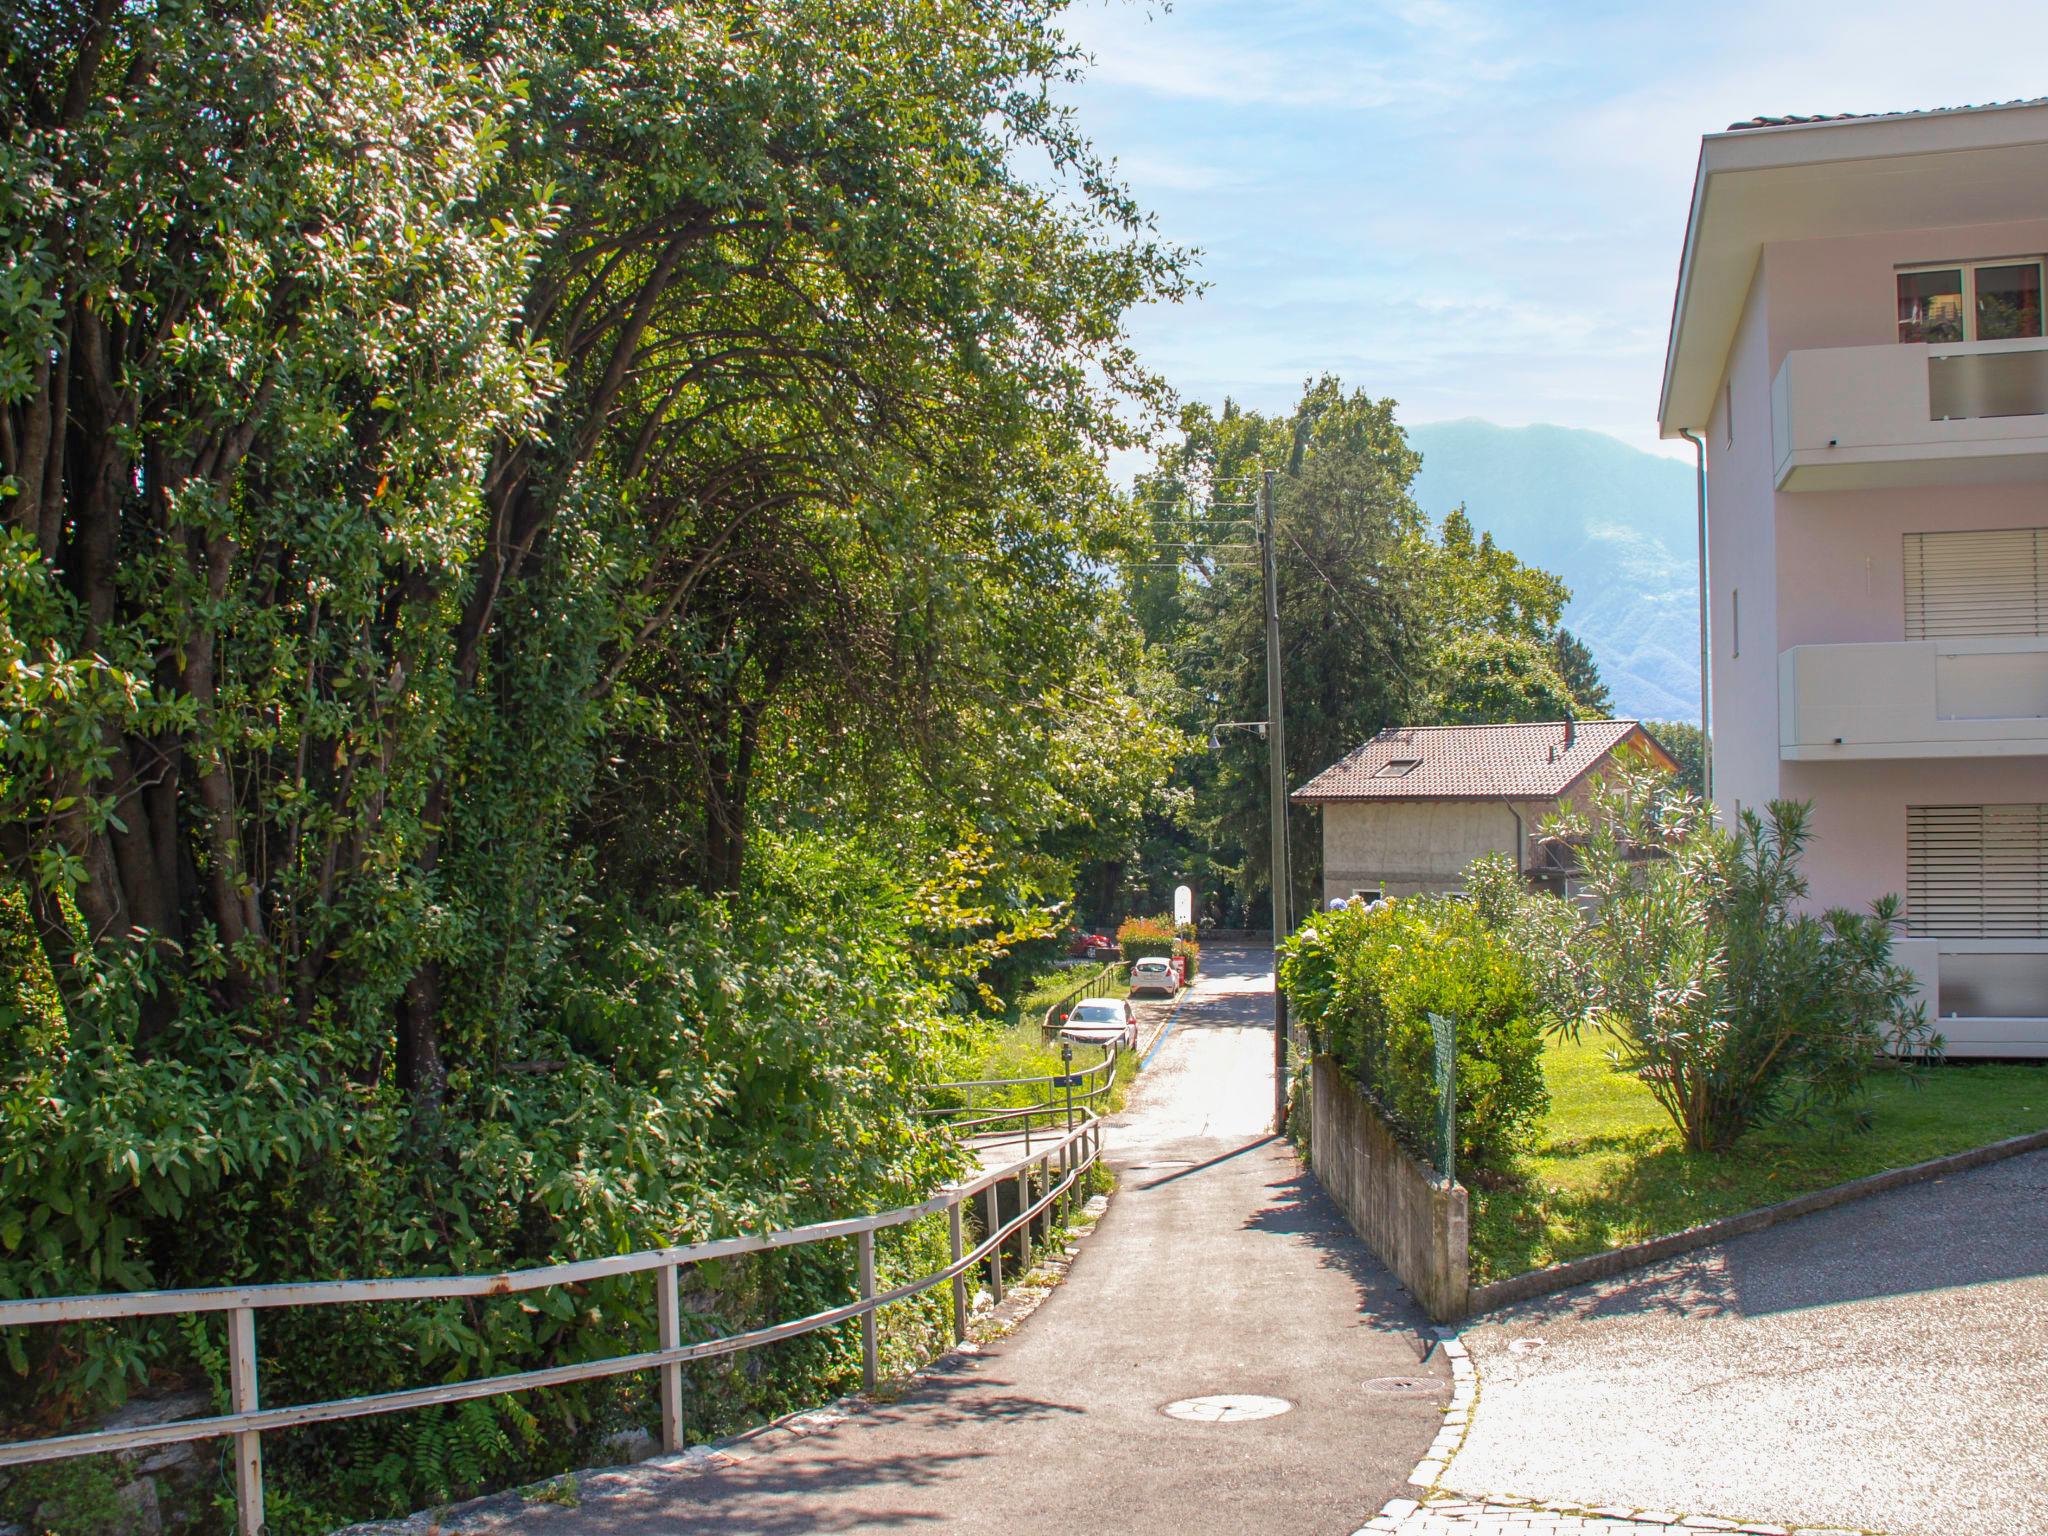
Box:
[1066,929,1120,961]
[1058,997,1138,1051]
[1128,955,1182,997]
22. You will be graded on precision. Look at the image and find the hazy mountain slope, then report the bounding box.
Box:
[1405,419,1702,722]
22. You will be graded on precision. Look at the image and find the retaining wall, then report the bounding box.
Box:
[1310,1054,1469,1321]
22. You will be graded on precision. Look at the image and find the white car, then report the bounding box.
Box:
[1058,997,1138,1051]
[1128,956,1180,997]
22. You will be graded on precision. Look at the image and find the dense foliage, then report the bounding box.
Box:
[1549,766,1938,1153]
[1279,898,1550,1176]
[0,1,1191,1528]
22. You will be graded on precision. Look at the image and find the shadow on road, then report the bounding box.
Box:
[1244,1163,1438,1351]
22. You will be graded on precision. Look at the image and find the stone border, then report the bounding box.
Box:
[1470,1126,2048,1316]
[1356,1325,1877,1536]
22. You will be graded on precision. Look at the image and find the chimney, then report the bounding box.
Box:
[1564,716,1576,751]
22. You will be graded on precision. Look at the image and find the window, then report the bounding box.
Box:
[1908,804,2048,938]
[1904,528,2048,639]
[1373,758,1421,778]
[1899,260,2045,343]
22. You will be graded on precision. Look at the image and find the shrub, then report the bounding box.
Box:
[1280,898,1549,1176]
[1115,915,1177,962]
[1556,766,1938,1153]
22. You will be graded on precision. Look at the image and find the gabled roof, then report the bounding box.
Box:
[1292,720,1669,804]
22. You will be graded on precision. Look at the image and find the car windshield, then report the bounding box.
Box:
[1135,960,1167,971]
[1070,1004,1118,1023]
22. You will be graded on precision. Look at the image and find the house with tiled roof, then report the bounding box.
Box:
[1292,720,1674,905]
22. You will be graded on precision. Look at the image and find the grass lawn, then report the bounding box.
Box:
[941,961,1145,1116]
[1468,1031,2048,1285]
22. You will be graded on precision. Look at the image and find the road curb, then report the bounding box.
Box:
[1136,980,1197,1067]
[1357,1324,1877,1535]
[1468,1125,2048,1317]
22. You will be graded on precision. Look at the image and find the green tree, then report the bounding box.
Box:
[1430,632,1580,724]
[1643,719,1707,798]
[1550,629,1613,715]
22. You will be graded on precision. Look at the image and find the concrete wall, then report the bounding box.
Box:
[1311,1055,1468,1322]
[1319,799,1548,906]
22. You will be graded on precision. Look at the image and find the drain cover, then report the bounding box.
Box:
[1361,1376,1444,1396]
[1161,1394,1292,1423]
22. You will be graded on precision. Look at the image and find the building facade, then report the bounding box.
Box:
[1295,721,1672,905]
[1659,102,2048,1055]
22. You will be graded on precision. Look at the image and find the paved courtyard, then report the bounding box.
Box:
[1435,1147,2048,1536]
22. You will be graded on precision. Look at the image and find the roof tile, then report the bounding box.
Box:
[1292,720,1663,803]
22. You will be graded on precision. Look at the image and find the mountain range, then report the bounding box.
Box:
[1404,418,1703,723]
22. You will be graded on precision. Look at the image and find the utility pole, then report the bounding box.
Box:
[1260,468,1292,1134]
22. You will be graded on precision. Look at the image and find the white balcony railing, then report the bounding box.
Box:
[1779,637,2048,758]
[1771,337,2048,490]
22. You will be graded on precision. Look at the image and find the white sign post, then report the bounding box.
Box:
[1173,884,1193,928]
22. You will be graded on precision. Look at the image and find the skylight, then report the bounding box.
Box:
[1373,758,1422,778]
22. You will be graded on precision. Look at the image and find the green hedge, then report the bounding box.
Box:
[1279,897,1549,1176]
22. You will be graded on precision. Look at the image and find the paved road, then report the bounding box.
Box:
[1444,1147,2048,1536]
[439,945,1446,1535]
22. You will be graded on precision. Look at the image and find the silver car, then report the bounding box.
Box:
[1058,997,1138,1051]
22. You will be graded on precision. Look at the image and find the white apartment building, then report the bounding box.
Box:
[1660,101,2048,1056]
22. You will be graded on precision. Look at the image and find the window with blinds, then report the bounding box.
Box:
[1903,527,2048,639]
[1907,804,2048,938]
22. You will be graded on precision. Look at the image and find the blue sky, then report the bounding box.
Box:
[1059,0,2048,462]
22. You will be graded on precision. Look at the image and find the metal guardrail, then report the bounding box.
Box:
[0,1108,1104,1536]
[918,1042,1119,1140]
[1038,959,1128,1032]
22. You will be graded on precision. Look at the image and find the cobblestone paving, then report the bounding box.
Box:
[1354,1493,1852,1535]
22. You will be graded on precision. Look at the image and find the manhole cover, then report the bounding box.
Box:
[1161,1394,1293,1423]
[1361,1376,1444,1396]
[1507,1337,1547,1356]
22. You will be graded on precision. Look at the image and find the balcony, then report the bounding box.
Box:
[1779,638,2048,759]
[1770,337,2048,490]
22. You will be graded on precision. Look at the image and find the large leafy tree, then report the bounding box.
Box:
[2,0,1187,1103]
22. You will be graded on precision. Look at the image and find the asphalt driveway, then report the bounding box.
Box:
[1447,1147,2048,1535]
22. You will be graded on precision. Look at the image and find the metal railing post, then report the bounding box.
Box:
[1016,1168,1032,1277]
[983,1186,1004,1300]
[227,1306,263,1536]
[857,1230,878,1393]
[655,1261,683,1453]
[947,1200,968,1343]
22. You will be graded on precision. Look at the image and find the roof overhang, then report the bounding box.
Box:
[1658,103,2048,437]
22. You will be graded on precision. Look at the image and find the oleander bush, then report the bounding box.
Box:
[1280,898,1549,1176]
[1549,766,1938,1153]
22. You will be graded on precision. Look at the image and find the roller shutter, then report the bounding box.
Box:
[1907,804,2048,938]
[1902,527,2048,639]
